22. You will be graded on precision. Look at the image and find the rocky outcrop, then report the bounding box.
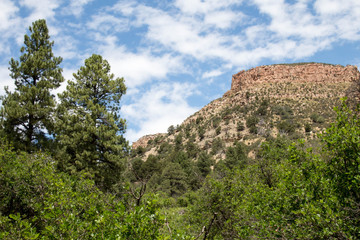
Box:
[228,63,360,94]
[133,63,360,149]
[132,133,165,149]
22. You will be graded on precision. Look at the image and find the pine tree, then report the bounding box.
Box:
[55,54,128,191]
[0,19,64,152]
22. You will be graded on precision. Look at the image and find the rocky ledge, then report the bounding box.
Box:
[229,63,359,94]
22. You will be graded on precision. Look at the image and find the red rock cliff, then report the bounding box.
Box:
[230,63,360,93]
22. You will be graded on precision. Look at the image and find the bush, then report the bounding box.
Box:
[237,122,245,131]
[273,105,293,119]
[249,125,258,134]
[246,115,259,128]
[310,113,325,123]
[277,119,296,134]
[0,143,164,239]
[168,125,175,135]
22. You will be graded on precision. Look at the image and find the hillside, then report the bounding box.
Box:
[132,63,359,161]
[126,62,360,238]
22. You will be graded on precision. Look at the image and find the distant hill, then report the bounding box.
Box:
[132,63,359,162]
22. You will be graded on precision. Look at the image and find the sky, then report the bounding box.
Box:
[1,0,360,143]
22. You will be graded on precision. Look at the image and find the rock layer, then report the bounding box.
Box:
[229,63,360,93]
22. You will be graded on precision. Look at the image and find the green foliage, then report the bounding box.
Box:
[310,113,325,123]
[168,125,175,135]
[320,100,360,234]
[277,119,297,134]
[256,98,269,116]
[195,116,203,125]
[198,126,205,140]
[211,137,224,155]
[55,54,128,191]
[272,104,293,119]
[224,142,247,169]
[237,121,245,131]
[175,133,183,150]
[212,117,221,128]
[246,115,259,133]
[255,137,289,188]
[185,141,199,159]
[196,152,214,177]
[0,143,164,239]
[0,19,64,152]
[160,163,188,197]
[184,101,360,239]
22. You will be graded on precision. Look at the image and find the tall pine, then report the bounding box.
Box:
[56,54,128,191]
[0,19,64,152]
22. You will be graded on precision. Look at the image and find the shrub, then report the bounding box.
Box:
[310,113,325,123]
[305,123,312,132]
[237,122,245,131]
[168,125,175,135]
[277,119,296,134]
[0,143,164,239]
[246,115,259,128]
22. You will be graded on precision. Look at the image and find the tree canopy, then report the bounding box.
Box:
[0,19,64,152]
[55,54,128,191]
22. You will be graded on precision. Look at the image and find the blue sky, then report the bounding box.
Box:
[1,0,360,143]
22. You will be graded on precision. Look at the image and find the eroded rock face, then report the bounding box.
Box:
[132,133,165,149]
[229,63,360,93]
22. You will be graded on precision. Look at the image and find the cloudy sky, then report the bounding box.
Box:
[1,0,360,143]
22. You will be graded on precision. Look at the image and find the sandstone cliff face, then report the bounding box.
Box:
[229,63,359,94]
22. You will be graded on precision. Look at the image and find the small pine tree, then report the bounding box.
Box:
[0,19,64,152]
[55,54,128,191]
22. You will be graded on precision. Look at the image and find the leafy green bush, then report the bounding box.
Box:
[0,143,164,239]
[185,100,360,239]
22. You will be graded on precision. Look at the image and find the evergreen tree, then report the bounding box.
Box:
[55,54,128,191]
[0,19,64,152]
[160,162,187,197]
[224,142,247,169]
[197,152,213,178]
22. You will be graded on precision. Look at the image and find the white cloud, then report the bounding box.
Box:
[314,0,360,16]
[122,82,199,143]
[19,0,61,22]
[174,0,241,15]
[0,0,23,53]
[88,13,129,33]
[202,69,223,79]
[53,35,80,60]
[131,5,236,61]
[0,0,19,31]
[204,10,241,29]
[68,0,94,17]
[98,39,184,88]
[0,65,14,96]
